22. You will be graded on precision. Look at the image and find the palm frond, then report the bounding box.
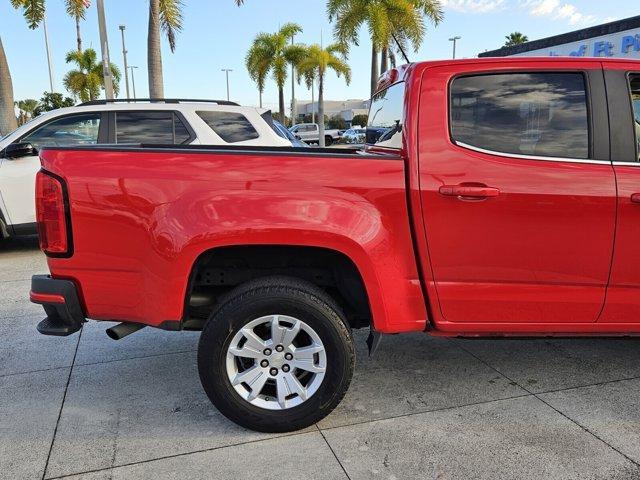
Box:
[159,0,183,52]
[11,0,46,29]
[64,0,86,19]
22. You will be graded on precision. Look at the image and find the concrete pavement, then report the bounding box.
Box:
[1,236,640,479]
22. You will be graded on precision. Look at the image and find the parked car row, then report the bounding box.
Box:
[0,99,308,238]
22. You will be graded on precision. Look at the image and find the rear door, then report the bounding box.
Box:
[600,66,640,322]
[417,61,616,325]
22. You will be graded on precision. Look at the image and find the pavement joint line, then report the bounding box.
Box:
[315,424,352,480]
[43,428,315,479]
[73,348,199,368]
[42,326,84,480]
[451,338,640,468]
[0,365,71,379]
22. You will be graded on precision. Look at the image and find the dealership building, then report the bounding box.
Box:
[480,15,640,59]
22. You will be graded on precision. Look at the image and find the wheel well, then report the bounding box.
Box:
[185,245,371,330]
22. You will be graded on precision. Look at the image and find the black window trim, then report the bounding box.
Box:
[16,111,109,146]
[110,109,196,145]
[447,69,610,165]
[617,71,640,164]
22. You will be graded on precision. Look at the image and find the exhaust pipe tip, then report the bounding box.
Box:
[106,322,146,340]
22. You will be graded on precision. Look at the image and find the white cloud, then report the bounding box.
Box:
[441,0,506,14]
[525,0,597,26]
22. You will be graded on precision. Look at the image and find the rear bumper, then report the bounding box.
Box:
[30,275,85,336]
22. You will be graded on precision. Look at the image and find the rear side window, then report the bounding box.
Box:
[630,74,640,161]
[197,111,259,143]
[450,73,589,159]
[115,111,191,144]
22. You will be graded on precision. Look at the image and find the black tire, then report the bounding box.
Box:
[197,276,355,432]
[324,135,333,146]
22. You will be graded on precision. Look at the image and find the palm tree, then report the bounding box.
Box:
[245,24,306,122]
[297,43,351,147]
[15,98,39,125]
[327,0,443,96]
[504,32,529,47]
[65,0,88,52]
[148,0,183,99]
[63,48,121,102]
[1,0,48,136]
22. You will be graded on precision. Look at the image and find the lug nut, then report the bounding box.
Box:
[275,345,284,352]
[284,352,293,360]
[263,348,272,356]
[269,367,278,376]
[282,364,290,373]
[260,359,269,368]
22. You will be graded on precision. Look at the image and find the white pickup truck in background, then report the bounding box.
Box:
[289,123,342,145]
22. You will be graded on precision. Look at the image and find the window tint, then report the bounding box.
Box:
[450,73,589,159]
[22,113,101,149]
[367,82,404,149]
[197,111,259,143]
[115,111,191,144]
[630,74,640,161]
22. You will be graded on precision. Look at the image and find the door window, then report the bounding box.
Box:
[115,111,191,144]
[196,111,259,143]
[22,113,101,150]
[450,73,590,159]
[630,74,640,161]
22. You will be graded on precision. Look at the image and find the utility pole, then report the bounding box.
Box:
[290,34,296,126]
[221,69,232,101]
[96,0,114,99]
[119,25,130,100]
[129,66,138,99]
[449,36,461,59]
[42,15,55,92]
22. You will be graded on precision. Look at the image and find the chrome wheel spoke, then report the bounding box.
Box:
[232,365,262,386]
[228,345,262,359]
[246,371,269,401]
[241,327,267,351]
[292,359,326,374]
[275,375,289,408]
[293,344,324,359]
[271,316,301,348]
[283,373,308,401]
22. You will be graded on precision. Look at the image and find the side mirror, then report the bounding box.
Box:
[2,142,37,159]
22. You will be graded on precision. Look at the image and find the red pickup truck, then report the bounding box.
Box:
[30,57,640,432]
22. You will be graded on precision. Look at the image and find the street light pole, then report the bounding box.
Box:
[119,25,130,100]
[221,69,232,101]
[42,15,55,92]
[449,36,461,59]
[129,66,138,99]
[96,0,114,99]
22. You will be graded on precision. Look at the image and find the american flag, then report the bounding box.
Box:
[82,0,91,8]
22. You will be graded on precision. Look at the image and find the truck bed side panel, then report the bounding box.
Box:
[40,148,428,333]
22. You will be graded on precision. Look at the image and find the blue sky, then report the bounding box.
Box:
[1,0,637,112]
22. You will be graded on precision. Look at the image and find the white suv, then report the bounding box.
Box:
[0,99,292,237]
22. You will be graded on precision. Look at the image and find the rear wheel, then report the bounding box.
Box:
[197,276,355,432]
[324,135,333,146]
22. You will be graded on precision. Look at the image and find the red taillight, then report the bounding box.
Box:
[36,171,70,256]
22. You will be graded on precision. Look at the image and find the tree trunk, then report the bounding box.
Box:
[370,44,379,98]
[76,17,82,52]
[259,90,262,108]
[278,85,285,123]
[389,49,396,69]
[0,37,18,136]
[318,72,325,148]
[380,45,389,74]
[147,0,164,99]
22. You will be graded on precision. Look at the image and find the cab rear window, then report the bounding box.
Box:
[366,82,404,149]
